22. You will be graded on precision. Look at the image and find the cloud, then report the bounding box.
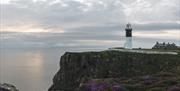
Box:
[1,0,179,30]
[1,28,179,49]
[121,0,180,22]
[0,0,180,48]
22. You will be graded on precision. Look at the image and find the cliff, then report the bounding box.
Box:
[49,50,180,91]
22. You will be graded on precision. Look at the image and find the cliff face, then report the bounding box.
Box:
[49,50,180,91]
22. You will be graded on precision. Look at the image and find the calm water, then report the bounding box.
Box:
[0,37,179,91]
[0,47,104,91]
[0,47,66,91]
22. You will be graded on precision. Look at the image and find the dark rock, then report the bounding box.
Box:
[0,83,18,91]
[167,86,180,91]
[49,50,180,91]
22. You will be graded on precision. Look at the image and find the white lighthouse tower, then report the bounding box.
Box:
[124,23,132,49]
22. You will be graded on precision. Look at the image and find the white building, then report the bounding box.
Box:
[124,23,132,49]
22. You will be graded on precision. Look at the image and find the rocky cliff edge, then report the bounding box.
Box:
[49,50,180,91]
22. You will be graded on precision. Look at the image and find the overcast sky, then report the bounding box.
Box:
[0,0,180,48]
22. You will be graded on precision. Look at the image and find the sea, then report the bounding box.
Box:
[0,39,179,91]
[0,47,105,91]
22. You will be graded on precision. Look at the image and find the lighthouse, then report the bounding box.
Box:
[124,23,132,49]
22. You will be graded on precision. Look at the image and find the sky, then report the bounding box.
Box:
[0,0,180,48]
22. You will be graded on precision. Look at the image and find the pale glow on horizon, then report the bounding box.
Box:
[134,30,180,39]
[77,40,121,45]
[23,28,64,33]
[1,27,65,33]
[0,0,11,4]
